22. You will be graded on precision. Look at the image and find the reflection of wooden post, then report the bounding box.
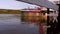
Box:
[39,14,45,34]
[39,23,45,34]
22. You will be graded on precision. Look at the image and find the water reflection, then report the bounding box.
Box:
[0,14,39,34]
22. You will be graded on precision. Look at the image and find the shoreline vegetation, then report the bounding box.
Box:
[0,9,21,14]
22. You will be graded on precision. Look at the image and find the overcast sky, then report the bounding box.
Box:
[49,0,59,1]
[0,0,59,10]
[0,0,38,10]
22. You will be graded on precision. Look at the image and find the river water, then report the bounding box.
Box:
[0,14,39,34]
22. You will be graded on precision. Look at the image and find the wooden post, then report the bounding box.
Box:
[47,8,50,34]
[47,8,50,26]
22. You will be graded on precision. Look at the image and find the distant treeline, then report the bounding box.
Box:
[0,9,21,14]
